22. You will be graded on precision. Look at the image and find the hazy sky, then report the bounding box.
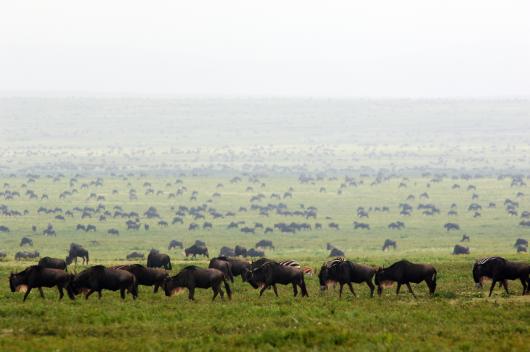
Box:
[1,1,529,98]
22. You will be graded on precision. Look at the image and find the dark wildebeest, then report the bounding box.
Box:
[66,244,89,265]
[473,257,530,296]
[126,251,145,260]
[374,260,437,298]
[38,257,67,271]
[163,266,232,301]
[256,240,274,250]
[514,238,528,248]
[15,251,40,260]
[247,248,264,257]
[209,257,234,282]
[219,257,251,281]
[9,265,75,301]
[147,250,172,270]
[329,247,345,257]
[72,265,138,300]
[114,264,168,293]
[107,228,120,236]
[461,234,470,242]
[219,246,235,257]
[168,240,183,250]
[453,245,470,255]
[184,244,209,258]
[0,250,6,259]
[516,245,528,253]
[245,261,308,297]
[444,223,460,231]
[20,237,33,247]
[194,240,206,247]
[326,243,335,250]
[319,258,376,297]
[234,245,247,257]
[382,239,397,251]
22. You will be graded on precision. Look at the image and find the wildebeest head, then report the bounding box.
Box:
[9,268,30,292]
[318,265,330,291]
[472,262,484,288]
[245,262,272,289]
[163,267,195,296]
[65,255,73,265]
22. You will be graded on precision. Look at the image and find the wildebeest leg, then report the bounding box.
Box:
[153,285,159,293]
[396,283,402,295]
[38,287,45,298]
[347,283,356,297]
[212,286,219,301]
[188,287,195,300]
[339,283,344,298]
[272,284,279,297]
[405,283,416,298]
[367,281,375,297]
[23,287,32,302]
[501,280,509,295]
[519,278,527,295]
[259,285,268,297]
[292,283,298,297]
[58,287,64,300]
[488,280,497,297]
[85,289,95,299]
[120,288,126,299]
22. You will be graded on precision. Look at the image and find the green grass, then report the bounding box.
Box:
[0,175,529,351]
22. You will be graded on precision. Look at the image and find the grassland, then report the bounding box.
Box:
[0,174,529,351]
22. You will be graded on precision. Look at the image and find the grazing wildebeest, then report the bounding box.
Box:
[461,234,470,242]
[473,257,530,296]
[9,265,75,301]
[247,248,264,257]
[245,261,308,297]
[185,244,209,258]
[194,240,206,247]
[66,243,89,265]
[219,246,235,257]
[15,251,40,261]
[374,260,437,298]
[255,240,274,250]
[516,245,528,253]
[163,266,232,301]
[209,257,234,282]
[329,247,345,257]
[514,238,528,248]
[107,228,120,236]
[382,239,397,251]
[72,265,138,300]
[444,223,460,231]
[319,258,376,297]
[453,245,470,255]
[114,264,168,293]
[38,257,67,270]
[126,251,145,260]
[76,224,86,231]
[326,243,335,250]
[234,245,247,257]
[147,249,172,270]
[85,224,96,232]
[168,240,183,250]
[20,237,33,247]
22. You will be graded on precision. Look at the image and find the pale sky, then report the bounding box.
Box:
[1,0,529,98]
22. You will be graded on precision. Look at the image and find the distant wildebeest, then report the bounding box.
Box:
[516,245,527,253]
[460,234,470,242]
[168,240,184,250]
[329,247,345,257]
[209,257,234,282]
[0,250,6,259]
[185,244,209,258]
[15,251,40,261]
[453,245,470,255]
[163,266,232,301]
[319,257,376,297]
[473,257,530,296]
[76,224,86,231]
[9,265,75,301]
[194,240,206,247]
[20,237,33,247]
[374,260,437,297]
[219,246,235,257]
[38,257,67,270]
[514,238,528,248]
[326,243,336,250]
[66,243,89,265]
[256,240,274,250]
[234,245,247,257]
[444,223,460,231]
[107,228,120,236]
[245,261,308,297]
[114,264,168,293]
[382,239,397,251]
[86,224,96,232]
[247,248,264,257]
[0,225,10,233]
[353,221,370,230]
[147,249,172,270]
[126,252,145,260]
[72,265,138,300]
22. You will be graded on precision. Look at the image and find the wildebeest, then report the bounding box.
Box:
[234,245,247,257]
[72,265,138,300]
[453,245,470,255]
[374,260,437,297]
[516,245,527,253]
[209,257,234,282]
[168,240,183,250]
[247,248,264,257]
[473,257,530,296]
[514,238,528,248]
[38,257,67,270]
[147,249,172,270]
[382,239,397,251]
[66,243,89,265]
[9,265,75,301]
[460,234,470,242]
[245,261,308,297]
[219,246,235,257]
[218,257,251,281]
[194,240,206,247]
[126,251,145,260]
[255,240,274,250]
[20,237,33,247]
[15,251,40,260]
[319,258,376,297]
[163,266,232,301]
[107,228,120,236]
[329,247,345,257]
[185,244,209,258]
[444,223,460,231]
[0,250,6,259]
[114,264,168,293]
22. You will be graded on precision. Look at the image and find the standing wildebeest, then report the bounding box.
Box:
[184,244,209,258]
[147,249,172,270]
[382,239,397,251]
[374,260,437,298]
[114,264,168,293]
[9,265,75,301]
[516,245,528,253]
[461,234,470,242]
[126,252,145,260]
[514,238,528,248]
[329,247,345,257]
[20,237,33,247]
[245,261,308,297]
[38,257,67,270]
[107,228,120,236]
[72,265,138,300]
[256,240,274,250]
[444,223,460,231]
[219,246,235,257]
[194,240,206,247]
[168,240,183,250]
[0,250,6,259]
[163,266,232,301]
[234,245,247,257]
[209,257,234,282]
[453,245,470,255]
[66,243,89,265]
[247,248,264,257]
[319,258,376,297]
[15,251,40,260]
[473,257,530,296]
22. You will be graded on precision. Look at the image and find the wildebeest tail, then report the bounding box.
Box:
[223,277,232,299]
